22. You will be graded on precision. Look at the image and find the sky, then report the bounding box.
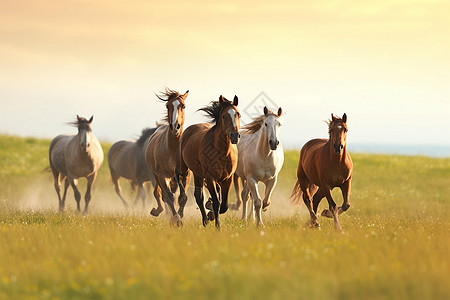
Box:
[1,0,449,151]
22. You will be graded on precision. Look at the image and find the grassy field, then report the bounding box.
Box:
[0,134,449,299]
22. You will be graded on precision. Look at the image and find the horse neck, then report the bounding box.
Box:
[256,126,271,157]
[326,139,347,163]
[165,125,182,152]
[213,124,231,155]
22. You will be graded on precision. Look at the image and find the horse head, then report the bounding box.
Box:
[328,113,348,155]
[219,95,241,144]
[76,115,93,153]
[166,90,189,137]
[263,106,282,150]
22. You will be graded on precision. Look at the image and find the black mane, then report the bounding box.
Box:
[198,98,233,123]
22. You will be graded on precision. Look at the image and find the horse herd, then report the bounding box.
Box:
[48,88,353,231]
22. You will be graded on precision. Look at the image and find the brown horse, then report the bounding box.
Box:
[178,95,240,228]
[291,113,353,231]
[145,89,189,225]
[107,127,157,210]
[49,116,104,214]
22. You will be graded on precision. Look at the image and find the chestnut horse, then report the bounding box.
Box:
[231,106,284,227]
[145,89,189,226]
[49,115,104,214]
[107,127,157,210]
[291,113,353,231]
[178,96,240,228]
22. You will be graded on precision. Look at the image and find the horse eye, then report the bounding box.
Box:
[265,123,267,127]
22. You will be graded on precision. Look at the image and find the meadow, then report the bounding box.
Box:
[0,134,449,299]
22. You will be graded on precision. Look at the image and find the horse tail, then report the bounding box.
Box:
[290,180,303,207]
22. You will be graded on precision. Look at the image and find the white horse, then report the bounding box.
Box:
[49,115,104,214]
[231,106,284,227]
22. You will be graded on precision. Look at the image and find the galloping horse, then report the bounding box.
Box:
[49,115,104,214]
[107,127,157,209]
[231,106,284,227]
[145,89,189,225]
[291,113,353,231]
[178,95,240,228]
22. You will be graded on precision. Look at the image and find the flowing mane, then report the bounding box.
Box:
[241,110,279,134]
[198,98,233,123]
[156,88,186,124]
[136,127,157,147]
[68,116,92,131]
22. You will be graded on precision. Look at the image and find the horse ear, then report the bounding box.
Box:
[233,95,238,106]
[263,106,268,116]
[331,113,336,121]
[277,107,282,117]
[342,113,347,123]
[89,115,94,123]
[219,95,224,103]
[77,115,81,121]
[183,90,189,99]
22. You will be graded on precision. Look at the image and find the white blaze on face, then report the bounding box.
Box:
[338,125,342,129]
[172,100,180,126]
[228,109,237,129]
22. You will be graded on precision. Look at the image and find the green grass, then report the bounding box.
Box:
[0,134,449,299]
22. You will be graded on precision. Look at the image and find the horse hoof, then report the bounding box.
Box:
[205,199,213,210]
[262,201,271,211]
[321,209,333,218]
[150,207,163,217]
[202,218,209,227]
[171,214,183,227]
[207,211,215,221]
[229,203,241,210]
[219,204,228,214]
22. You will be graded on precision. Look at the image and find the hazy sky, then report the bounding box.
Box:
[1,0,449,148]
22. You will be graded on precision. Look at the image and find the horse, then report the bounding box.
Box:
[49,115,104,214]
[107,127,158,210]
[178,95,240,228]
[291,113,353,231]
[145,88,189,226]
[230,106,284,227]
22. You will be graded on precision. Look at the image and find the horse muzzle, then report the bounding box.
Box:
[170,123,181,137]
[334,144,344,155]
[269,140,279,150]
[230,132,241,144]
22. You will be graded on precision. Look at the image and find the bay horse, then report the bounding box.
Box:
[231,106,284,227]
[107,127,157,210]
[178,95,240,228]
[49,115,104,214]
[145,89,189,226]
[291,113,353,231]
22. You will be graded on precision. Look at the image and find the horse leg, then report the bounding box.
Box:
[340,180,351,212]
[52,171,63,211]
[70,180,82,212]
[312,187,325,215]
[230,174,241,210]
[302,185,319,228]
[82,173,96,216]
[205,179,221,229]
[322,188,343,232]
[193,175,208,226]
[262,176,277,211]
[176,170,190,218]
[219,176,232,214]
[60,177,70,213]
[111,171,129,209]
[247,178,265,227]
[132,183,145,209]
[241,180,250,221]
[150,174,164,217]
[159,177,182,227]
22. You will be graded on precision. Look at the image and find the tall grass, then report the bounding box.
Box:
[0,135,449,299]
